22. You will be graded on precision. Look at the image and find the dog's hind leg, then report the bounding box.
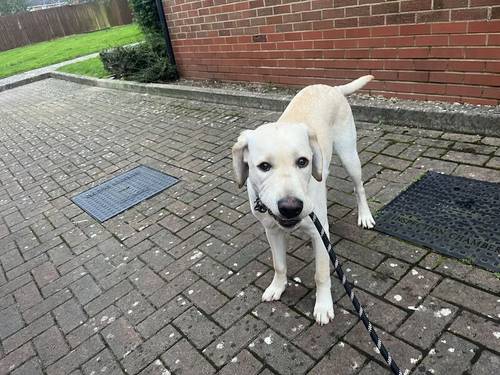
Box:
[333,119,375,229]
[262,228,288,301]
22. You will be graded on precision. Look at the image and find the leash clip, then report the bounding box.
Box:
[254,197,268,213]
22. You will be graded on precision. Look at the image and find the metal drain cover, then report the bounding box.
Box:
[72,165,178,222]
[374,171,500,272]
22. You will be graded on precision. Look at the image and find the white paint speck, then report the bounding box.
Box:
[216,342,224,349]
[448,348,455,353]
[264,336,273,345]
[293,277,302,283]
[393,295,402,302]
[434,308,452,318]
[493,332,500,339]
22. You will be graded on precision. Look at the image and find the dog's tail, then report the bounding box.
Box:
[337,75,374,96]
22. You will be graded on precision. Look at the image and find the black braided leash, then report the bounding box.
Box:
[254,198,402,374]
[308,212,403,375]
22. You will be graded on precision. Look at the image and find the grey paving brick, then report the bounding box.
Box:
[23,288,72,323]
[40,266,86,297]
[102,317,142,359]
[344,322,422,374]
[308,342,366,375]
[161,338,215,375]
[121,325,180,375]
[137,360,170,375]
[432,277,499,318]
[414,332,477,374]
[6,253,48,280]
[375,257,410,280]
[168,231,211,259]
[46,335,104,375]
[99,258,145,290]
[448,310,500,352]
[212,285,262,329]
[218,260,269,297]
[116,290,155,325]
[137,295,191,339]
[32,262,59,288]
[470,350,500,375]
[2,313,53,353]
[252,301,310,339]
[204,314,266,367]
[84,280,133,317]
[129,266,165,296]
[0,305,24,339]
[67,305,121,348]
[173,306,222,349]
[442,150,489,166]
[453,164,500,182]
[183,279,228,314]
[161,249,206,281]
[148,270,198,308]
[70,274,101,305]
[217,349,263,375]
[138,247,174,273]
[343,261,396,296]
[11,357,43,375]
[396,296,458,349]
[385,267,441,309]
[191,255,231,287]
[0,343,36,375]
[334,239,385,269]
[14,282,42,311]
[53,298,87,334]
[82,349,124,375]
[337,289,407,332]
[248,329,314,375]
[293,307,357,359]
[33,326,69,365]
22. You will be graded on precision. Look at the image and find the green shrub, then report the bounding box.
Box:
[128,0,161,36]
[100,33,176,83]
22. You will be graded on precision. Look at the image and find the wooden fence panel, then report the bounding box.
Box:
[0,0,133,51]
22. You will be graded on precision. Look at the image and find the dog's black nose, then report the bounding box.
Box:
[278,197,303,219]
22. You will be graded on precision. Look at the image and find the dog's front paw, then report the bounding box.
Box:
[314,290,335,325]
[358,211,375,229]
[262,278,286,302]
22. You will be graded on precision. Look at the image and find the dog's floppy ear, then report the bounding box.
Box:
[232,130,251,188]
[309,130,323,182]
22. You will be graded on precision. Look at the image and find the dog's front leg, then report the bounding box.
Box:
[262,227,288,301]
[311,228,335,325]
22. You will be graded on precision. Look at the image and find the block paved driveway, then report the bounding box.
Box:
[0,79,499,375]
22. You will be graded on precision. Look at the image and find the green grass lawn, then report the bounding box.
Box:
[0,24,143,79]
[57,57,109,78]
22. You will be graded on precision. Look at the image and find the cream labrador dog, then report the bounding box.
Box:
[232,75,375,325]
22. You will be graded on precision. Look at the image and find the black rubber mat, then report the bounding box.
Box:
[374,171,500,272]
[72,165,178,222]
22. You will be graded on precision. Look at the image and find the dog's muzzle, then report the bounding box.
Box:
[254,197,301,228]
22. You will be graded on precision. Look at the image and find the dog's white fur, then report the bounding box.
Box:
[232,76,375,325]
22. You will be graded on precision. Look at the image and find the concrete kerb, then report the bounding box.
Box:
[0,72,52,93]
[9,70,500,137]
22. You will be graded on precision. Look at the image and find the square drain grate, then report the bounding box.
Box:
[374,171,500,272]
[72,165,178,222]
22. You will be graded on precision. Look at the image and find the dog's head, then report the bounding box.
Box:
[232,122,323,228]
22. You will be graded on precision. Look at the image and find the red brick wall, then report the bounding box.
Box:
[164,0,500,105]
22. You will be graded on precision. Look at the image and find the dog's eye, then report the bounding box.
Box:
[297,157,309,168]
[258,162,272,172]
